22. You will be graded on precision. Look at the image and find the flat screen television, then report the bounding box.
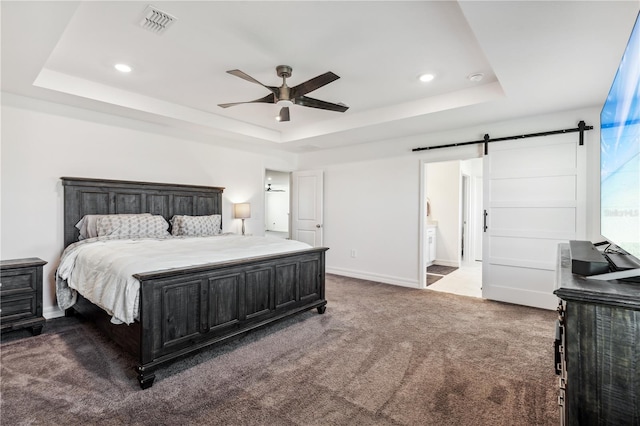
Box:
[599,10,640,280]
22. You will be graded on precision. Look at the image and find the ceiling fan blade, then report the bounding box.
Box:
[278,106,290,122]
[226,69,278,94]
[290,72,340,98]
[294,96,349,113]
[218,93,276,108]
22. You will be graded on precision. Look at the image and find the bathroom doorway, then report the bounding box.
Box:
[264,169,291,239]
[423,157,483,297]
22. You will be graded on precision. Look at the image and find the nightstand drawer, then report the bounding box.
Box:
[0,257,47,336]
[1,268,37,295]
[1,293,36,321]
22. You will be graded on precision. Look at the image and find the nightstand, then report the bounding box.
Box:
[1,258,47,336]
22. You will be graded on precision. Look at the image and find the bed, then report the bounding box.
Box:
[58,177,328,389]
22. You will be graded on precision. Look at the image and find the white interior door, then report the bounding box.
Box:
[291,170,323,247]
[482,133,585,309]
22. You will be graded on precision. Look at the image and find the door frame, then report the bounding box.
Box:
[473,176,484,261]
[461,173,471,263]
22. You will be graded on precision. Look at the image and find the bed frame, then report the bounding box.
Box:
[61,177,328,389]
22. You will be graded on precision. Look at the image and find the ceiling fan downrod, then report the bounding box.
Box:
[276,65,292,101]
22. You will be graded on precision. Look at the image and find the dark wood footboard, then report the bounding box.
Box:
[133,247,328,388]
[67,247,327,389]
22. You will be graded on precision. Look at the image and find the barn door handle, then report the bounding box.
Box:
[483,210,488,232]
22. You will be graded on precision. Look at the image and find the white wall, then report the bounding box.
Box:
[1,94,296,318]
[460,157,483,177]
[1,93,604,312]
[299,107,603,289]
[321,156,420,287]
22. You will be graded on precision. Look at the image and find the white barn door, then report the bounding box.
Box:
[291,170,324,247]
[482,133,585,309]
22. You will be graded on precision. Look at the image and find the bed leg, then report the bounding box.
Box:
[137,367,156,389]
[317,305,326,314]
[29,325,44,336]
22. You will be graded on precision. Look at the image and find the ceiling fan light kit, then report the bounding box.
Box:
[219,65,348,122]
[266,184,285,192]
[276,106,290,122]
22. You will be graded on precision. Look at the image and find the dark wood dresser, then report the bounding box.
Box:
[1,258,47,336]
[554,244,640,425]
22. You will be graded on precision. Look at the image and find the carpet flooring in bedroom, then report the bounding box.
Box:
[0,274,559,425]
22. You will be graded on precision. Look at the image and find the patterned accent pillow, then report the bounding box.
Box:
[96,215,170,238]
[171,215,222,236]
[75,214,151,240]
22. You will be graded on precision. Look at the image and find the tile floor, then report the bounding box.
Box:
[426,261,483,298]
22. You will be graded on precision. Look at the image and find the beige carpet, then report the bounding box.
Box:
[1,274,559,425]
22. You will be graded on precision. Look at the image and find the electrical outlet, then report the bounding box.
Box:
[350,249,357,258]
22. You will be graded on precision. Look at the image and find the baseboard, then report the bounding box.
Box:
[432,259,459,268]
[327,267,420,289]
[43,306,65,320]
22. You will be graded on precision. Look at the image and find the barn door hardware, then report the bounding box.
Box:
[483,210,488,232]
[412,121,592,153]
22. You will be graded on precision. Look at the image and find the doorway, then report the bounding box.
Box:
[264,169,291,239]
[423,158,483,297]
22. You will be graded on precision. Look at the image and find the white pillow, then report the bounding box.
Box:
[75,214,152,240]
[171,214,222,236]
[96,215,170,238]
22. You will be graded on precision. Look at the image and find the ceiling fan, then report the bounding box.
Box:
[218,65,348,122]
[265,184,285,192]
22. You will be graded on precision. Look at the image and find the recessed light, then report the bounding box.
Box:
[419,73,435,82]
[467,73,484,82]
[114,63,132,73]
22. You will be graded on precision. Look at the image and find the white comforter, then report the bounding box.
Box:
[56,235,312,325]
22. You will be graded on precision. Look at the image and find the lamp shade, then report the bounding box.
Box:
[234,203,251,219]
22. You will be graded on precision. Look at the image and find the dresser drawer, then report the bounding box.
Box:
[1,268,37,295]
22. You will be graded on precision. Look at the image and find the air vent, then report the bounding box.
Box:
[139,5,176,34]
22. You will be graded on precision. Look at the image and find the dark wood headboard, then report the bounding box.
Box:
[62,177,225,248]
